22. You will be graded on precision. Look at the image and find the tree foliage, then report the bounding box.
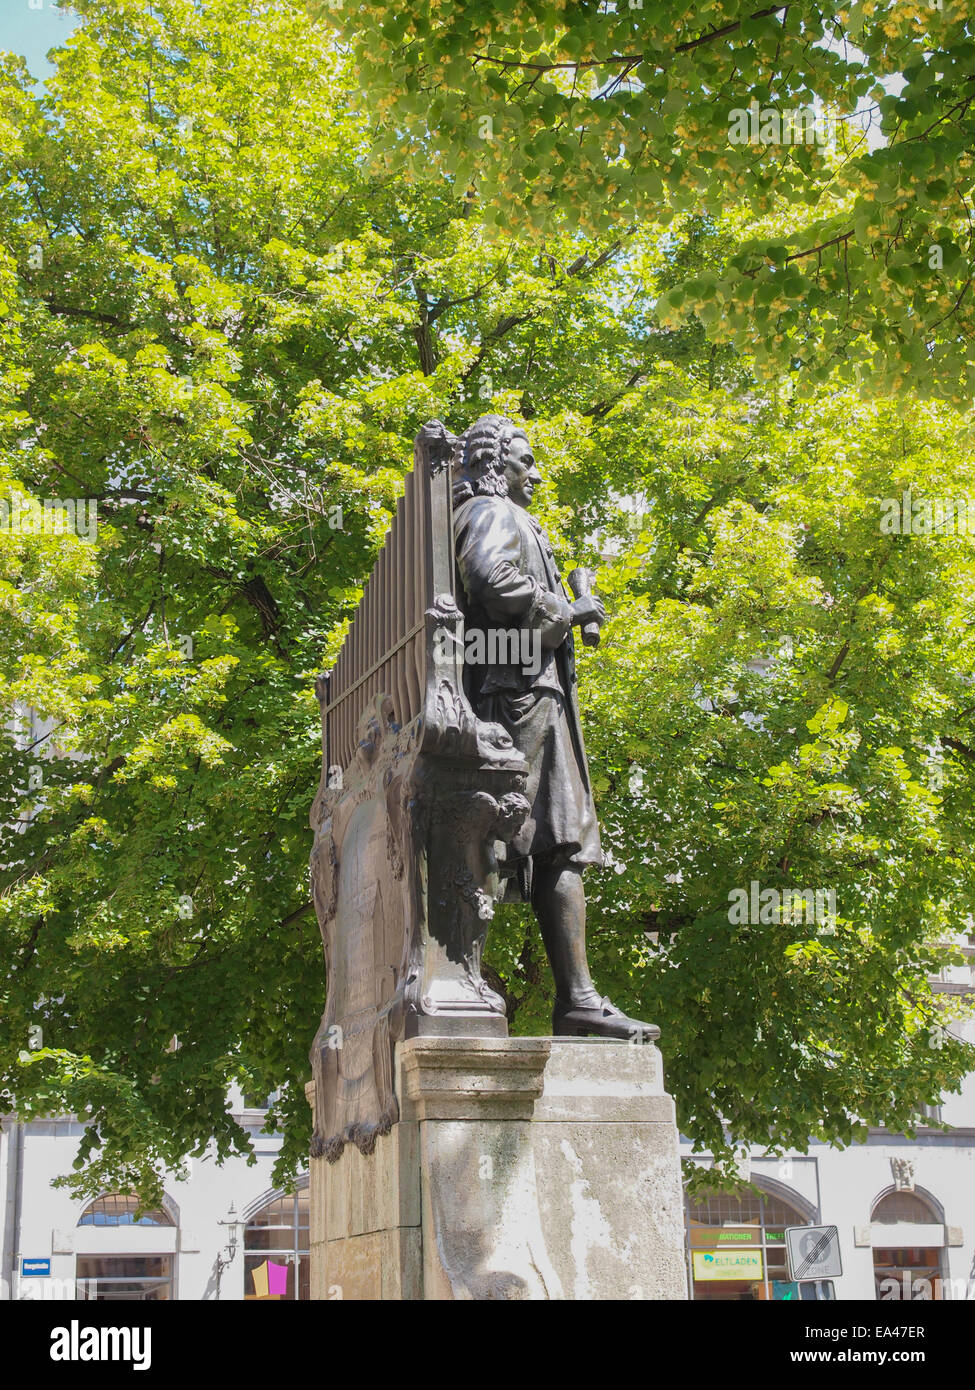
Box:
[0,0,972,1201]
[321,0,975,403]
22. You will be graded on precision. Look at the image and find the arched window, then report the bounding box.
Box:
[686,1181,810,1301]
[75,1193,176,1300]
[870,1188,946,1299]
[871,1191,939,1224]
[78,1194,174,1227]
[243,1186,309,1300]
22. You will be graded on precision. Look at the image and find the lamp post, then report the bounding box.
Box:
[214,1201,240,1300]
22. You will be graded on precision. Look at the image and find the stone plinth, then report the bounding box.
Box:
[307,1037,687,1301]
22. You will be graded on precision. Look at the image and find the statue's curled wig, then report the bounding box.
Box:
[451,414,527,506]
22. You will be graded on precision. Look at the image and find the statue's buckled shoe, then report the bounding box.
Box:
[552,996,660,1042]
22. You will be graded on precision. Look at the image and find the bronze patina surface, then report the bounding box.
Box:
[309,418,655,1163]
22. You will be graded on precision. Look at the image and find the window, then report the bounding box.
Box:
[78,1194,173,1227]
[76,1255,173,1301]
[873,1248,945,1300]
[685,1184,809,1301]
[870,1190,945,1298]
[242,1088,279,1111]
[244,1188,309,1300]
[871,1191,939,1224]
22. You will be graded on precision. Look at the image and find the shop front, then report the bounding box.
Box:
[686,1184,812,1301]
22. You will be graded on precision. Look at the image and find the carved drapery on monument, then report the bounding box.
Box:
[309,422,530,1161]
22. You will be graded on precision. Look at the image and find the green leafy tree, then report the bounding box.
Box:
[320,0,975,402]
[0,0,971,1203]
[542,384,975,1173]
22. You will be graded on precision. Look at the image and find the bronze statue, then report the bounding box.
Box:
[310,417,656,1162]
[452,414,657,1041]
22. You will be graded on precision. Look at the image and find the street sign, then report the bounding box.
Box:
[785,1225,842,1281]
[21,1258,51,1277]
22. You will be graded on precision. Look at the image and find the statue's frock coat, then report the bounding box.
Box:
[453,492,602,893]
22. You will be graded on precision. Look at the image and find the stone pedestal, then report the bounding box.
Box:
[308,1037,687,1300]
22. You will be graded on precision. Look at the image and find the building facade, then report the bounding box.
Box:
[679,946,975,1301]
[0,1089,310,1302]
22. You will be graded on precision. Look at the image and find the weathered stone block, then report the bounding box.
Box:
[308,1037,687,1300]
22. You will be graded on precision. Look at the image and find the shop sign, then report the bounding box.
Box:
[689,1225,762,1248]
[693,1249,764,1280]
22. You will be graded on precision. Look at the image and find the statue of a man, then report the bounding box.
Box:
[452,414,657,1041]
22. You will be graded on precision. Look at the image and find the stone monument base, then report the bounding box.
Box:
[307,1037,687,1300]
